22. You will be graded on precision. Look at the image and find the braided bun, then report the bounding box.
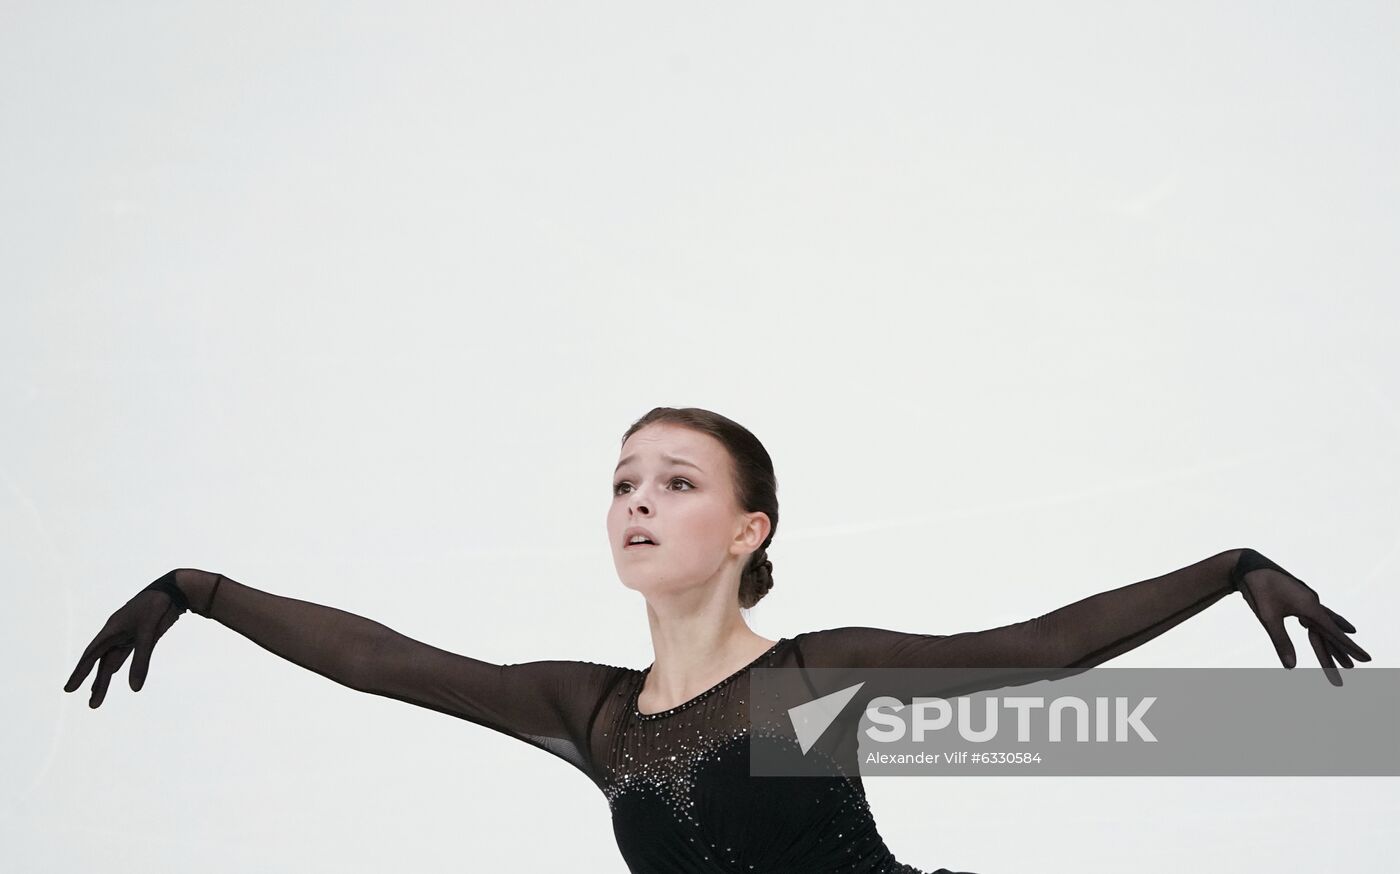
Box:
[739,548,775,609]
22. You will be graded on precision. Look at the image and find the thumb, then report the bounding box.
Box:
[1262,616,1297,669]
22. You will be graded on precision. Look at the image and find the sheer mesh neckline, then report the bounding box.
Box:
[631,637,790,720]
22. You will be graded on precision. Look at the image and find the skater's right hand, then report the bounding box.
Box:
[63,572,188,708]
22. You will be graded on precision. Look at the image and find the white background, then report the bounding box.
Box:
[5,2,1397,871]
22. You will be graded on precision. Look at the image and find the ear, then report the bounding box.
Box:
[731,510,771,557]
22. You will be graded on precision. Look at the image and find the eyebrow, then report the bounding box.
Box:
[614,453,704,474]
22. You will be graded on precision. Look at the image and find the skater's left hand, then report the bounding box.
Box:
[1237,567,1371,686]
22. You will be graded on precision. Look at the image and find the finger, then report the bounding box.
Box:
[1304,621,1355,670]
[64,650,98,694]
[1310,611,1372,662]
[1261,617,1297,669]
[129,625,155,692]
[65,632,114,693]
[1324,607,1356,635]
[90,645,133,709]
[1340,633,1370,662]
[1331,640,1355,670]
[1308,627,1342,687]
[130,603,180,691]
[1299,607,1366,661]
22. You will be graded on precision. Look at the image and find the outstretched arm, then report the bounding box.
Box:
[69,571,630,773]
[801,548,1370,678]
[171,569,625,773]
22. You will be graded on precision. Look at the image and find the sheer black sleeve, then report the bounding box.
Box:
[352,626,626,775]
[796,548,1249,671]
[176,570,626,777]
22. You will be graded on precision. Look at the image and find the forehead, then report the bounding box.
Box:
[618,424,722,465]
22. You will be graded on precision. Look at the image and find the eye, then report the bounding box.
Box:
[613,477,694,495]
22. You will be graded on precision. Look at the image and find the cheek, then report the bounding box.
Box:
[681,506,733,548]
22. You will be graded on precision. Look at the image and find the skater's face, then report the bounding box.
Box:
[608,423,768,605]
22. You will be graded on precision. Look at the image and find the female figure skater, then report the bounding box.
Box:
[64,406,1370,873]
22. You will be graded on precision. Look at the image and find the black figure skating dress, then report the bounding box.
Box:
[178,548,1256,872]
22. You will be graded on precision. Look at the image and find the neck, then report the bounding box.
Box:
[639,588,776,710]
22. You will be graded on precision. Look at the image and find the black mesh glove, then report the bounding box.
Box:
[1230,548,1371,684]
[63,568,221,708]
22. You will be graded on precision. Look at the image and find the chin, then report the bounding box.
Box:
[617,575,653,596]
[617,572,682,601]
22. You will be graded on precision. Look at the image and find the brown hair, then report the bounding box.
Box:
[620,407,779,609]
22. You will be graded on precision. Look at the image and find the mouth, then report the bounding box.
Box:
[623,541,659,550]
[623,526,659,549]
